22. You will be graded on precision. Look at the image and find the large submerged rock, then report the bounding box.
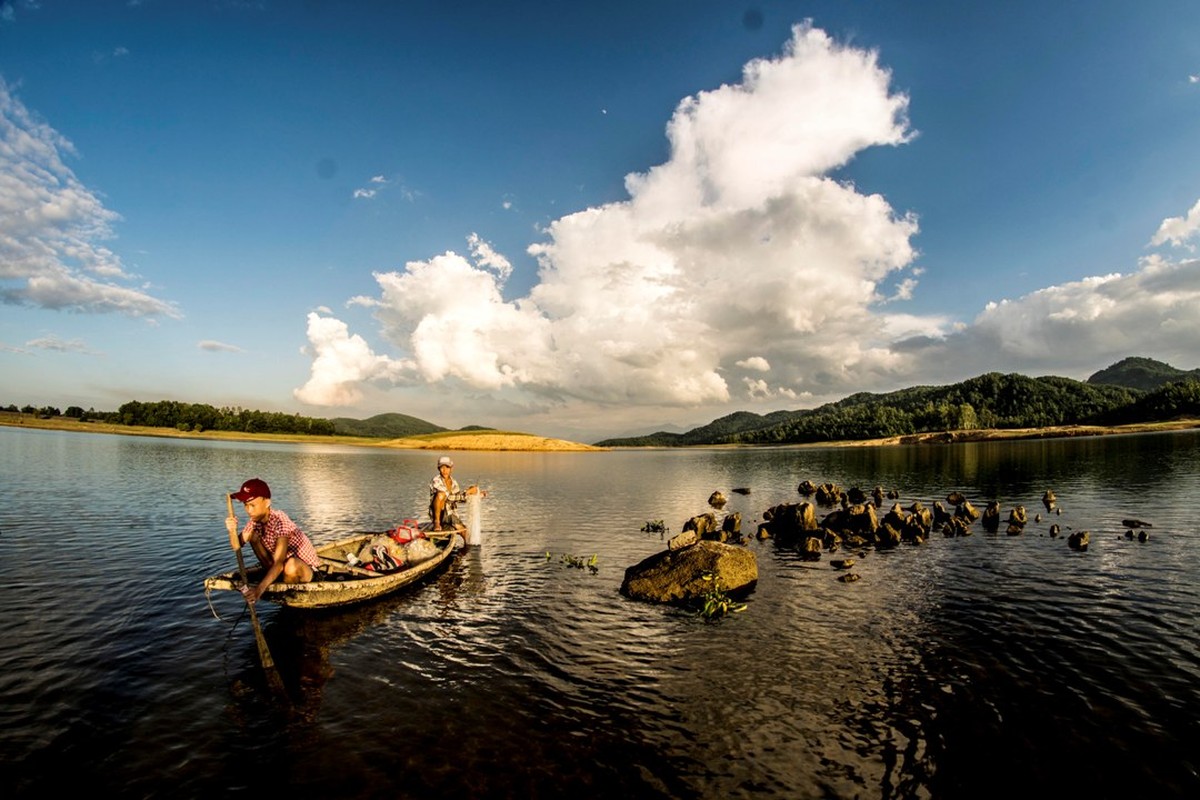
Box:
[620,540,757,605]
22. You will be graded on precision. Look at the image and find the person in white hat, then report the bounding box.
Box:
[428,455,484,539]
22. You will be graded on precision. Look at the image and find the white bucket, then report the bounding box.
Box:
[466,492,482,545]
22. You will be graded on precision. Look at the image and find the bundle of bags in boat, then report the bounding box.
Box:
[353,527,439,572]
[388,519,422,543]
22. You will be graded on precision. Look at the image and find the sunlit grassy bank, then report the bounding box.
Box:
[0,412,604,452]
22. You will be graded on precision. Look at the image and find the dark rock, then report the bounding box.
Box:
[843,534,870,549]
[876,524,901,548]
[668,530,698,551]
[982,501,1001,533]
[720,511,743,543]
[708,491,727,509]
[1068,530,1090,551]
[821,503,879,537]
[683,512,717,538]
[942,517,972,537]
[955,500,980,523]
[837,572,861,583]
[761,502,818,541]
[620,540,757,604]
[1004,506,1027,535]
[1008,506,1028,527]
[815,482,844,506]
[907,501,932,530]
[822,530,843,551]
[1121,518,1152,528]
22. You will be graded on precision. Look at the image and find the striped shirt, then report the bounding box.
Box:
[243,508,320,570]
[428,473,465,525]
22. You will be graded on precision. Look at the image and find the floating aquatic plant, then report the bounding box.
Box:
[697,572,746,619]
[545,552,599,573]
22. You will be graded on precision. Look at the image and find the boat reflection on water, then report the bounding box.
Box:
[240,542,486,716]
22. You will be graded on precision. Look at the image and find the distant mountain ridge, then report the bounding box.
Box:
[594,357,1200,447]
[1086,356,1200,392]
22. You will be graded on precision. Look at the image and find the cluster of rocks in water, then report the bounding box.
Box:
[620,483,1154,609]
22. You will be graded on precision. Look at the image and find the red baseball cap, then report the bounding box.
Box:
[230,478,271,502]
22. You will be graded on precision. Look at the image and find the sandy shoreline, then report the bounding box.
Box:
[0,413,606,451]
[376,432,607,452]
[1,412,1196,451]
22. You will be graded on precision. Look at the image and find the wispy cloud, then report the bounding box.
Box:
[198,339,243,353]
[93,46,130,64]
[352,174,387,199]
[25,334,97,354]
[0,77,180,318]
[352,173,419,202]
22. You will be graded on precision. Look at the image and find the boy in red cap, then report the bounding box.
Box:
[225,478,320,602]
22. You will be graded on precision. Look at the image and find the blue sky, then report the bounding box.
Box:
[2,0,1199,442]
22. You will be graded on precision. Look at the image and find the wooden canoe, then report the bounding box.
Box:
[204,530,460,609]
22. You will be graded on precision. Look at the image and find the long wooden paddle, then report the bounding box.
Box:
[226,494,283,690]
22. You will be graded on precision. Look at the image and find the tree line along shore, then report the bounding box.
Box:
[5,362,1200,451]
[3,407,1197,453]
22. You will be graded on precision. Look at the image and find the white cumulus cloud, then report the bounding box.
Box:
[294,31,1200,438]
[1149,198,1200,250]
[297,23,928,419]
[736,356,771,372]
[898,252,1200,380]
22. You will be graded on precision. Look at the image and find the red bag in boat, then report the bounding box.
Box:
[388,519,423,544]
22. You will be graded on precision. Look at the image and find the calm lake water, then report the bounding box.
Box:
[1,425,1198,799]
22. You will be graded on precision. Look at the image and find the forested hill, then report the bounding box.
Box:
[4,400,450,439]
[594,368,1200,447]
[330,412,446,438]
[1086,356,1200,392]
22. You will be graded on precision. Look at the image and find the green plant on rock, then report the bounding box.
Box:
[697,572,747,619]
